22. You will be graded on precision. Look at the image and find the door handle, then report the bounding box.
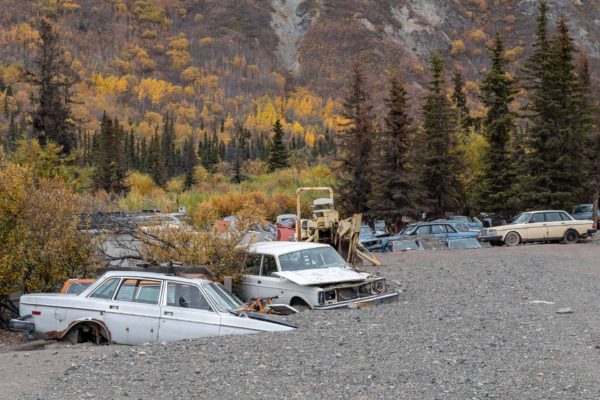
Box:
[109,305,118,310]
[164,311,173,316]
[257,280,262,284]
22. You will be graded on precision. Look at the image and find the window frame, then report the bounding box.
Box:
[415,225,431,235]
[88,278,122,300]
[261,255,279,276]
[113,278,163,305]
[530,213,545,223]
[544,212,563,223]
[164,281,213,312]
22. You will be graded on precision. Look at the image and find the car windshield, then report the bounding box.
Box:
[278,247,346,271]
[203,282,244,312]
[512,212,532,224]
[573,205,592,214]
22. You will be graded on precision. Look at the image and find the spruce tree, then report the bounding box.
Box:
[161,113,175,178]
[367,76,422,227]
[183,137,197,189]
[451,70,472,137]
[579,52,600,227]
[335,62,374,215]
[93,114,128,195]
[31,18,78,154]
[4,112,19,152]
[520,7,591,209]
[267,119,290,172]
[477,32,518,218]
[148,130,166,186]
[421,54,462,217]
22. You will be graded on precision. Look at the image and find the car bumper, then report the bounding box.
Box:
[478,235,503,242]
[313,291,399,310]
[9,318,35,332]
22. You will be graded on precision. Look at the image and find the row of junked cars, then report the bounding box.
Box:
[10,242,399,345]
[359,209,597,251]
[9,207,596,346]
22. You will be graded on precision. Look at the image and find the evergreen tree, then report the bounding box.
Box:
[4,112,19,152]
[267,119,290,172]
[31,18,79,154]
[451,70,472,137]
[520,7,592,209]
[183,137,197,189]
[421,54,462,217]
[367,76,422,227]
[579,52,600,227]
[161,113,175,177]
[477,32,519,218]
[93,114,128,195]
[148,130,166,186]
[335,62,374,215]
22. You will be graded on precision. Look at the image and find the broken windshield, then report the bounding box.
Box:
[279,247,346,271]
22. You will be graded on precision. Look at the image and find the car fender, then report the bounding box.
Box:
[46,317,112,343]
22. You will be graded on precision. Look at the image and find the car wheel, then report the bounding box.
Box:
[563,229,579,244]
[504,232,521,247]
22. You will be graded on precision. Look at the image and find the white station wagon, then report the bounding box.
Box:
[10,271,294,345]
[238,242,399,310]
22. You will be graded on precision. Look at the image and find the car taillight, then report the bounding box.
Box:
[32,311,41,315]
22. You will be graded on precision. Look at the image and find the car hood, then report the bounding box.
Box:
[493,223,528,231]
[274,267,366,286]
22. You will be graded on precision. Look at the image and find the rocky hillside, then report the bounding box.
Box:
[0,0,599,137]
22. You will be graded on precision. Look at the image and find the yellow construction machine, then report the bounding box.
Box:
[294,187,380,266]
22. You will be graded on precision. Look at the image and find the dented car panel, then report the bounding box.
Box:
[11,271,294,345]
[238,242,399,310]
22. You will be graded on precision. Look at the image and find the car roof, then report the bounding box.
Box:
[523,210,568,214]
[248,241,330,256]
[100,270,211,284]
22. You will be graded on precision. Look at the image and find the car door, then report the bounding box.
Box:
[525,213,547,240]
[238,253,263,301]
[431,224,447,239]
[103,278,162,345]
[158,282,221,341]
[444,224,460,239]
[545,212,566,239]
[255,255,287,301]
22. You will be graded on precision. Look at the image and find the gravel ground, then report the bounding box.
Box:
[13,243,600,400]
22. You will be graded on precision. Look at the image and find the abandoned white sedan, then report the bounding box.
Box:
[238,242,399,310]
[478,210,596,246]
[10,271,294,345]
